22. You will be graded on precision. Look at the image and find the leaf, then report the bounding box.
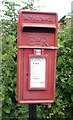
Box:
[48,104,52,108]
[4,106,11,113]
[6,97,12,104]
[58,111,64,115]
[71,95,73,102]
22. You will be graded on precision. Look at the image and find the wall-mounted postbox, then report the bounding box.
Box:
[17,11,58,104]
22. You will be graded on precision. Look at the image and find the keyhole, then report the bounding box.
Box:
[26,73,28,76]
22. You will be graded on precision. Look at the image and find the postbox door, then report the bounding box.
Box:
[17,11,58,104]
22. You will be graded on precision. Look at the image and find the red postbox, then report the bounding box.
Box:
[17,11,58,104]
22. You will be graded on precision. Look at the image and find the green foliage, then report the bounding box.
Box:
[37,25,73,119]
[21,0,40,11]
[2,0,39,119]
[2,0,73,119]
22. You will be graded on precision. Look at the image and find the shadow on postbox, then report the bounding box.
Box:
[17,11,58,104]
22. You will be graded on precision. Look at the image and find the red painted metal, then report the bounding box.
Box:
[17,11,58,104]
